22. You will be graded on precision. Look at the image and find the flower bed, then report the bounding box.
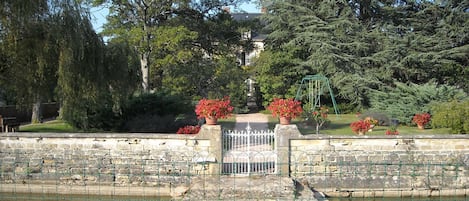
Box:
[177,125,201,134]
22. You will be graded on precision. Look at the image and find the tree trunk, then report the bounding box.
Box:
[140,52,150,92]
[31,99,42,124]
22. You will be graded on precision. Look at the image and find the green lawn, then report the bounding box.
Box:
[20,120,75,133]
[19,113,452,135]
[19,117,237,133]
[281,113,451,135]
[259,109,452,135]
[218,116,236,130]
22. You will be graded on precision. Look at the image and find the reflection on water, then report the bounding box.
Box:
[328,197,468,201]
[0,192,467,201]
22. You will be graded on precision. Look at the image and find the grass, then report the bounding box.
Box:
[19,118,238,133]
[18,113,452,135]
[218,116,236,130]
[292,113,451,136]
[20,120,75,133]
[259,109,452,135]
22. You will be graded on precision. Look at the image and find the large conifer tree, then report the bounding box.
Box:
[255,0,468,109]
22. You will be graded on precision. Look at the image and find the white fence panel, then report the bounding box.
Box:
[222,126,276,175]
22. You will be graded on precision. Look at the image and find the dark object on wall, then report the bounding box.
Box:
[0,103,59,123]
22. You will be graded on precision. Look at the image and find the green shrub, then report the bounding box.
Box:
[431,100,469,134]
[60,94,123,131]
[337,103,357,114]
[369,82,467,125]
[124,92,192,117]
[121,92,196,132]
[123,114,196,133]
[85,104,123,131]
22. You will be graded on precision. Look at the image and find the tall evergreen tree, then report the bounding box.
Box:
[369,82,467,124]
[257,0,378,108]
[255,0,468,110]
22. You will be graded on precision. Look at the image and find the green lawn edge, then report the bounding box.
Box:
[19,114,453,135]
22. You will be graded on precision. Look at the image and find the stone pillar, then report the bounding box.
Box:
[274,124,302,176]
[196,125,223,176]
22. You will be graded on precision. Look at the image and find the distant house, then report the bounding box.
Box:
[228,12,267,110]
[230,13,267,66]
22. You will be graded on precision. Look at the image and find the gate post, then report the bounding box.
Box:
[275,124,301,176]
[197,124,223,176]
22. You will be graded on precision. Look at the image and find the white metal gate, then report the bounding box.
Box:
[222,124,276,175]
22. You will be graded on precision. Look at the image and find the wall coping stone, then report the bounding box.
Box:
[2,125,466,140]
[288,134,469,140]
[0,132,209,140]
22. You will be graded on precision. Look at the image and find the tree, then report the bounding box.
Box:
[54,1,140,130]
[254,50,300,106]
[166,9,249,101]
[377,1,469,91]
[95,0,249,94]
[53,1,105,128]
[96,0,181,92]
[150,25,198,91]
[0,0,58,123]
[368,82,467,124]
[255,0,468,110]
[256,0,377,109]
[1,0,139,129]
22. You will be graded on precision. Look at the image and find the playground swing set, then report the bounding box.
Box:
[294,74,340,134]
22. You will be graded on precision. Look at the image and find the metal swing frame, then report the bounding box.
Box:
[294,74,340,115]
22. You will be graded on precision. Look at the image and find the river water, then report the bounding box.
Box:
[0,192,466,201]
[329,197,467,201]
[0,193,171,201]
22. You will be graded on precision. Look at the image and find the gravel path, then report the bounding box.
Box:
[234,113,270,131]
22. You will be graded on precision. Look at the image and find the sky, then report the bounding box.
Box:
[90,2,260,33]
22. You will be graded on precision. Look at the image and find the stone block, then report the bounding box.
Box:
[369,155,383,162]
[69,144,83,150]
[455,145,466,150]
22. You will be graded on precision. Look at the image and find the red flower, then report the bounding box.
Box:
[364,117,379,126]
[385,129,399,135]
[267,98,303,119]
[350,120,371,134]
[311,106,329,131]
[312,106,329,122]
[195,97,234,119]
[177,125,201,134]
[412,113,431,126]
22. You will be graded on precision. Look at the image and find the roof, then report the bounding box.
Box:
[231,13,262,21]
[252,34,267,41]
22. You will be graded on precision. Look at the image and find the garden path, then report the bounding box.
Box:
[234,113,269,131]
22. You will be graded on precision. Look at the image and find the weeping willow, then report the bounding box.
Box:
[55,1,108,129]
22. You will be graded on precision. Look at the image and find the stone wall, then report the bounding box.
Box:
[277,125,469,196]
[1,124,469,198]
[0,125,222,197]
